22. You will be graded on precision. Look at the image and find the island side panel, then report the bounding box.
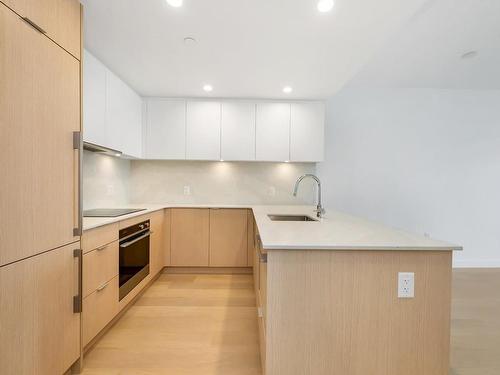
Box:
[266,250,452,375]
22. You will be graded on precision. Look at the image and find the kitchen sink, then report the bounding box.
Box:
[267,214,318,222]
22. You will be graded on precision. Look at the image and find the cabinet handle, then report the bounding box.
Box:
[21,17,46,34]
[257,307,263,318]
[96,245,108,251]
[73,132,82,236]
[96,281,109,292]
[73,249,83,313]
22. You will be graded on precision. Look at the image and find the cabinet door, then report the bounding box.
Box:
[0,6,80,266]
[145,99,186,159]
[290,102,325,162]
[2,0,81,59]
[186,101,221,160]
[106,69,143,158]
[83,49,107,147]
[0,243,81,374]
[171,209,209,266]
[221,101,256,161]
[209,209,248,267]
[150,210,165,276]
[256,102,290,161]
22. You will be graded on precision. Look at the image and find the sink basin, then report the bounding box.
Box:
[268,214,318,222]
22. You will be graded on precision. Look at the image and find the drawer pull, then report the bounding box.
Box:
[96,245,108,251]
[21,16,46,34]
[96,282,109,292]
[257,307,263,318]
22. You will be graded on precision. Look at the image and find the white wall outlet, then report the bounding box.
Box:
[183,185,191,195]
[398,272,415,298]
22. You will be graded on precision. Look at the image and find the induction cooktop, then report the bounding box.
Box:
[83,208,146,218]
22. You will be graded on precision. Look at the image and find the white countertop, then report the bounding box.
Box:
[83,204,461,251]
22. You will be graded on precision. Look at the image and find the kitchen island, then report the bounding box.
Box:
[82,204,460,375]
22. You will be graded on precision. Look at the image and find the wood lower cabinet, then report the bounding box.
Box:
[83,241,119,298]
[0,3,80,266]
[0,243,81,375]
[150,210,165,275]
[171,208,210,266]
[1,0,81,58]
[83,276,119,346]
[209,209,248,267]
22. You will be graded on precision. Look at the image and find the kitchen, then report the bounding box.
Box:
[1,0,499,374]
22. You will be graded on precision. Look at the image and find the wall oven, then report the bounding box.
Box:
[119,220,151,300]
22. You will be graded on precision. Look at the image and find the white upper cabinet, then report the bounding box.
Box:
[145,99,186,159]
[290,102,325,162]
[83,49,143,158]
[256,103,291,161]
[83,50,106,147]
[106,70,143,158]
[221,101,256,161]
[186,101,221,160]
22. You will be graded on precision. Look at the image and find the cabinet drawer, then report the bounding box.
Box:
[83,241,119,298]
[83,275,119,346]
[82,223,119,254]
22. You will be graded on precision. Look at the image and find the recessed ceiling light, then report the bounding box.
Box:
[284,160,289,163]
[166,0,183,8]
[317,0,334,13]
[203,84,213,92]
[283,86,293,94]
[183,37,196,46]
[461,50,478,59]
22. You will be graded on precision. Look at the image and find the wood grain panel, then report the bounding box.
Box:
[0,5,80,266]
[247,210,255,266]
[83,241,119,298]
[171,209,210,266]
[83,275,119,346]
[1,0,81,59]
[164,209,172,266]
[266,250,452,375]
[209,209,248,267]
[150,210,165,276]
[0,243,80,374]
[82,223,119,254]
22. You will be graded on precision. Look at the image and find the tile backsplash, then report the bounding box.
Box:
[83,152,316,208]
[129,160,316,205]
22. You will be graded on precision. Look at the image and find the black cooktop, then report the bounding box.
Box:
[83,208,146,218]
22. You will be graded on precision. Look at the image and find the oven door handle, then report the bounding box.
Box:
[120,231,151,248]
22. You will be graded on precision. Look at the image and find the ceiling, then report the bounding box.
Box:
[81,0,429,99]
[347,0,500,89]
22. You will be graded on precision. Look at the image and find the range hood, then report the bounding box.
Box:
[83,142,122,157]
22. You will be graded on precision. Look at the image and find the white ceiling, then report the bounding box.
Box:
[81,0,429,99]
[347,0,500,89]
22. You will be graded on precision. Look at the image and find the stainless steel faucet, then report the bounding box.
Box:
[293,174,325,218]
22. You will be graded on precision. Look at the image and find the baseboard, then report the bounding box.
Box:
[453,259,500,268]
[164,266,253,274]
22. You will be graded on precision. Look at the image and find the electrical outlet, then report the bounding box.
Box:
[398,272,415,298]
[268,186,276,196]
[183,185,191,195]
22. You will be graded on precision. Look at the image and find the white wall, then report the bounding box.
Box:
[318,88,500,267]
[129,160,316,205]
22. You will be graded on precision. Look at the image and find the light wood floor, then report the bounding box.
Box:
[82,274,261,375]
[82,270,500,375]
[450,269,500,375]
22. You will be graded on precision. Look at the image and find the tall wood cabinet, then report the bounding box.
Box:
[0,1,82,374]
[0,3,80,266]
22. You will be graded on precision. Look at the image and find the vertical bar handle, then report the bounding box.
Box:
[73,249,83,313]
[73,131,82,236]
